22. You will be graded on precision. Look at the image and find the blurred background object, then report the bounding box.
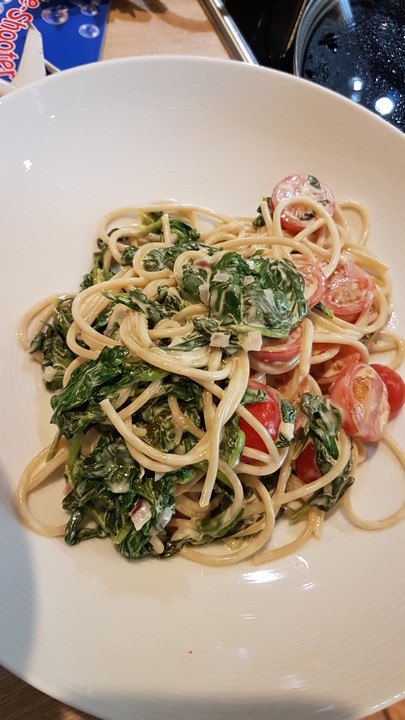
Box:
[201,0,405,131]
[295,0,404,132]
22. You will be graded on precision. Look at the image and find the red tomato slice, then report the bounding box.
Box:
[271,174,335,234]
[370,364,405,419]
[239,379,281,455]
[291,256,326,308]
[250,325,302,365]
[329,362,389,442]
[294,441,322,484]
[324,260,375,318]
[313,345,361,389]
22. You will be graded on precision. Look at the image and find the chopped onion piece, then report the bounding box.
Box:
[213,272,231,283]
[198,282,210,305]
[130,500,152,531]
[149,534,165,554]
[241,332,263,351]
[159,506,174,527]
[43,366,57,383]
[210,332,230,348]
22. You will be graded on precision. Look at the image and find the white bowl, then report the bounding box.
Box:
[0,55,404,720]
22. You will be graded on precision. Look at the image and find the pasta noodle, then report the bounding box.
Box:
[16,176,405,566]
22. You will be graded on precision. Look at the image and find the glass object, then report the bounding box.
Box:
[294,0,405,132]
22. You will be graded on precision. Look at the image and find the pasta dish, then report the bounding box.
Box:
[16,174,405,566]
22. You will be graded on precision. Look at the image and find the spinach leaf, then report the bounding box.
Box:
[292,456,354,520]
[178,263,208,303]
[133,377,204,453]
[242,256,308,335]
[64,432,176,560]
[161,377,204,412]
[119,473,176,559]
[51,346,166,435]
[291,392,354,516]
[56,403,107,441]
[298,392,341,464]
[214,255,307,346]
[220,414,245,468]
[142,221,202,273]
[51,345,127,422]
[209,253,308,335]
[139,401,177,453]
[308,460,354,512]
[195,500,243,539]
[140,214,200,244]
[167,316,234,353]
[276,399,296,448]
[29,297,75,391]
[209,252,248,325]
[80,238,114,290]
[73,434,141,494]
[308,175,321,189]
[173,253,308,354]
[155,285,185,315]
[241,386,267,405]
[314,301,334,319]
[161,465,199,485]
[121,245,138,266]
[106,284,187,328]
[139,212,164,235]
[169,218,201,244]
[103,288,163,325]
[252,197,271,227]
[139,214,218,274]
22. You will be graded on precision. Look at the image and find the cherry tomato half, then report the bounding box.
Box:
[291,256,326,308]
[250,325,302,366]
[329,362,389,442]
[294,441,322,484]
[239,379,281,455]
[324,259,375,319]
[271,174,335,235]
[370,364,405,419]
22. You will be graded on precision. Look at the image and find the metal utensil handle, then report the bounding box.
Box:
[199,0,259,65]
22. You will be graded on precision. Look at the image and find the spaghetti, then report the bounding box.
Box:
[16,174,405,565]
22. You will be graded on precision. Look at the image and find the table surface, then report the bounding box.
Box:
[2,2,405,719]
